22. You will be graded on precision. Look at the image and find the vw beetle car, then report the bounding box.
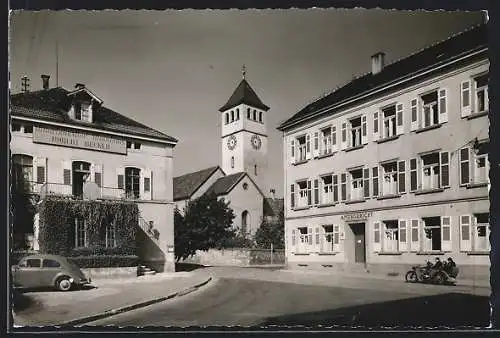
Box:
[11,254,91,291]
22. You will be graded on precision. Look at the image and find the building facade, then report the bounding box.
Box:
[10,80,178,272]
[278,24,489,279]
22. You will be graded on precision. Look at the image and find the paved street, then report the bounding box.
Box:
[87,267,490,328]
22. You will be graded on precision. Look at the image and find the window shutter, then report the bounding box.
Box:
[63,160,72,186]
[461,80,472,117]
[313,179,319,205]
[307,180,312,206]
[361,115,368,145]
[34,157,47,184]
[417,157,423,190]
[341,122,347,150]
[313,132,319,158]
[399,220,408,252]
[290,184,295,209]
[410,98,418,131]
[340,173,347,201]
[398,160,406,194]
[93,164,103,188]
[459,147,470,186]
[290,139,296,164]
[396,103,404,135]
[363,168,370,198]
[372,167,379,197]
[441,216,452,252]
[373,111,380,141]
[116,167,125,190]
[315,226,320,249]
[307,226,313,246]
[291,229,296,247]
[410,219,420,252]
[440,151,450,188]
[331,126,337,152]
[333,174,339,202]
[373,222,381,253]
[459,215,472,252]
[410,158,417,192]
[141,168,152,200]
[438,88,448,123]
[306,133,312,160]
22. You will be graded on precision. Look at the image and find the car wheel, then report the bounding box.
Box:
[56,276,73,292]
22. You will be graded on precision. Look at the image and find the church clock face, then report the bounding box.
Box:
[227,135,237,150]
[251,135,262,150]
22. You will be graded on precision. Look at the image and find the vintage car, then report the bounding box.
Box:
[11,254,91,291]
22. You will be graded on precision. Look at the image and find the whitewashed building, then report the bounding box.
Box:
[277,24,489,280]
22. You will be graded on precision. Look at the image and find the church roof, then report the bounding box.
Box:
[277,23,487,131]
[173,166,222,201]
[263,198,284,218]
[204,172,248,196]
[219,79,270,112]
[10,87,178,143]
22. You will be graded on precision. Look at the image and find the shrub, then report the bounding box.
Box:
[68,255,139,268]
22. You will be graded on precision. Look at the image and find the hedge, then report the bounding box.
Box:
[37,197,139,266]
[68,255,139,268]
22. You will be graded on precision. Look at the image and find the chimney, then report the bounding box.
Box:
[75,83,85,89]
[371,52,385,75]
[41,74,50,90]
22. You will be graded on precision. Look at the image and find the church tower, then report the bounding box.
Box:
[219,66,270,195]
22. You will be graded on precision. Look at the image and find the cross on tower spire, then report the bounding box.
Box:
[21,76,30,93]
[242,64,246,80]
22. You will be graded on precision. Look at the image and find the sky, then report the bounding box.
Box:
[9,9,486,197]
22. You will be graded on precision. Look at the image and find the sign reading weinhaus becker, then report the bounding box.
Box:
[33,126,127,154]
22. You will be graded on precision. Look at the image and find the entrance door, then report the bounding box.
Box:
[351,223,366,263]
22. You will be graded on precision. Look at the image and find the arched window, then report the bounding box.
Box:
[225,113,229,125]
[236,108,240,120]
[241,210,249,235]
[125,167,141,199]
[231,110,235,122]
[259,111,263,123]
[253,109,257,121]
[231,156,235,169]
[72,161,91,197]
[247,108,251,119]
[12,154,33,192]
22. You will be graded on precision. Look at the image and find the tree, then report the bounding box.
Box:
[254,209,284,249]
[174,193,235,262]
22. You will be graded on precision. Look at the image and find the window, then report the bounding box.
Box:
[225,113,229,124]
[241,211,248,234]
[349,116,362,148]
[236,109,240,120]
[43,259,61,268]
[422,216,441,252]
[12,154,33,193]
[341,173,347,201]
[382,105,397,139]
[247,108,251,119]
[372,167,379,197]
[421,91,439,128]
[231,156,234,169]
[320,225,340,253]
[320,127,332,155]
[296,227,309,253]
[259,111,263,123]
[381,162,398,196]
[421,153,439,190]
[24,124,33,133]
[105,222,116,248]
[81,102,91,121]
[290,184,295,209]
[349,168,363,200]
[473,213,490,252]
[12,123,22,132]
[410,159,417,192]
[134,142,141,150]
[25,259,41,268]
[253,109,257,121]
[72,161,91,197]
[231,110,235,122]
[474,74,489,113]
[463,142,489,186]
[321,175,333,204]
[383,220,399,252]
[75,217,87,248]
[125,167,141,199]
[127,141,132,149]
[296,135,307,162]
[296,180,308,208]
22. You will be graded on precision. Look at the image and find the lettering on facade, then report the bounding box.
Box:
[33,126,127,154]
[340,211,373,222]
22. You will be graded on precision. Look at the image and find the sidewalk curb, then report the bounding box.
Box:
[58,276,213,327]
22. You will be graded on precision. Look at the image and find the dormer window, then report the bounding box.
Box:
[72,101,93,122]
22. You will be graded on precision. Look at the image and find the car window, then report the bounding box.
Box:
[42,259,61,268]
[26,259,41,268]
[18,260,27,267]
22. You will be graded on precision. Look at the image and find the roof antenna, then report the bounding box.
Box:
[242,64,246,80]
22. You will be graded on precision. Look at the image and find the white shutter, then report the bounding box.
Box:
[290,139,296,164]
[373,221,381,253]
[141,168,152,200]
[307,226,313,248]
[396,103,404,135]
[315,226,321,252]
[373,111,380,141]
[459,215,472,252]
[313,132,320,158]
[399,220,408,252]
[306,133,312,160]
[331,126,338,152]
[63,160,72,185]
[441,216,452,252]
[93,164,103,188]
[410,219,420,252]
[410,98,418,131]
[438,88,448,124]
[361,115,368,145]
[461,80,472,117]
[116,166,125,193]
[459,147,471,186]
[341,122,347,150]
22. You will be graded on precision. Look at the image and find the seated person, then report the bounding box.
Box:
[430,257,443,279]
